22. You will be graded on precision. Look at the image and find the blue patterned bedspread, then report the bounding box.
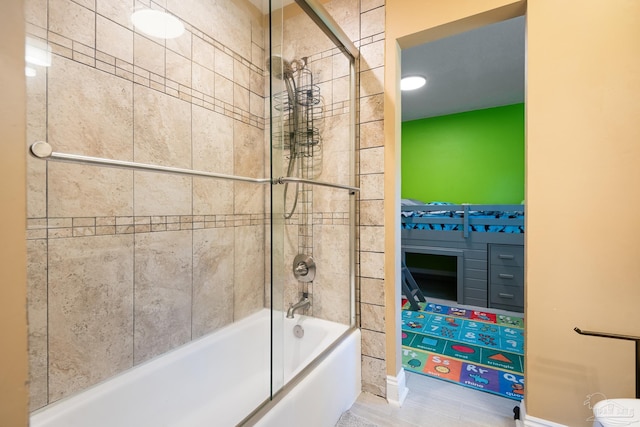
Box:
[401,207,524,233]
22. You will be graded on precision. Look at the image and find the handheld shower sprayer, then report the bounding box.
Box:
[267,54,294,80]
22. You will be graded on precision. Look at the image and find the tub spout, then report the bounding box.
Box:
[286,294,310,318]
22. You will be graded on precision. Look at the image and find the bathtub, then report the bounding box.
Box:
[30,309,361,427]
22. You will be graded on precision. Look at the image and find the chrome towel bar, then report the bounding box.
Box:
[30,141,359,193]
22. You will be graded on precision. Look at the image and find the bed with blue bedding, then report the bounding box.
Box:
[401,201,524,238]
[401,200,525,310]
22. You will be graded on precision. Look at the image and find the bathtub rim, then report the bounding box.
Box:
[238,325,360,426]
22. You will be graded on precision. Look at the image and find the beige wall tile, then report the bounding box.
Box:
[359,173,384,200]
[133,85,192,216]
[360,225,384,252]
[325,0,360,43]
[96,15,133,63]
[96,0,134,29]
[47,57,134,217]
[134,34,165,75]
[192,106,234,215]
[360,277,385,306]
[361,302,385,332]
[26,67,47,218]
[359,120,384,149]
[134,230,192,364]
[361,329,386,360]
[361,0,384,13]
[333,52,350,79]
[134,172,192,216]
[74,0,95,10]
[361,355,386,397]
[27,239,48,411]
[234,59,250,90]
[234,122,265,214]
[192,228,234,338]
[25,0,47,28]
[284,6,333,60]
[360,200,384,226]
[234,225,265,320]
[166,0,214,39]
[312,224,351,324]
[48,56,133,159]
[234,83,250,112]
[359,39,384,71]
[360,5,385,39]
[210,1,253,60]
[166,30,191,59]
[360,66,384,97]
[332,75,350,104]
[192,62,215,97]
[215,74,234,105]
[251,42,264,72]
[250,91,264,117]
[48,234,134,402]
[49,0,96,48]
[313,186,350,215]
[360,93,384,123]
[360,146,384,175]
[192,35,215,71]
[215,49,234,81]
[360,250,384,279]
[166,50,192,87]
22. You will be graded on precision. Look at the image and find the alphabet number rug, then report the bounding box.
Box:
[401,301,525,401]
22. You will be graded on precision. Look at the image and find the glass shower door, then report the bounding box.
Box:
[269,0,357,398]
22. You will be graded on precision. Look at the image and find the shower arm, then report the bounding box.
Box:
[29,141,359,193]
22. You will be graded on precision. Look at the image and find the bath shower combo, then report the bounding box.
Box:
[25,0,360,426]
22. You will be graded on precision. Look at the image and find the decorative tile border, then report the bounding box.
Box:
[26,211,349,240]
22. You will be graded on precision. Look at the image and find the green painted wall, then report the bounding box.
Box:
[401,103,525,204]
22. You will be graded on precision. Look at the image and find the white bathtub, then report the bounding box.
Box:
[30,309,361,427]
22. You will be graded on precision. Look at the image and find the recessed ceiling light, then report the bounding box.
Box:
[401,76,426,91]
[131,9,185,39]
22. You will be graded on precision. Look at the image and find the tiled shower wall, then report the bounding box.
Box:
[25,0,268,411]
[25,0,389,414]
[278,2,356,326]
[356,0,387,398]
[280,0,388,399]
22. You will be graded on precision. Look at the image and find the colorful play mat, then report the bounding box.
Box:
[401,301,525,401]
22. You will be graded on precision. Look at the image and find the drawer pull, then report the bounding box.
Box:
[498,254,515,260]
[498,293,514,299]
[499,273,514,279]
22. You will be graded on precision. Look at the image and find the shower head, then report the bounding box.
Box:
[267,54,294,80]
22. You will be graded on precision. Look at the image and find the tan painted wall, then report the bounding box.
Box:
[0,1,29,425]
[386,0,640,425]
[526,0,640,424]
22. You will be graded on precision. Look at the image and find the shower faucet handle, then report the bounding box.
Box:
[295,262,309,276]
[292,254,315,282]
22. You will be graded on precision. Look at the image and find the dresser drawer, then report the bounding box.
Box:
[489,244,524,268]
[490,265,524,286]
[490,284,524,307]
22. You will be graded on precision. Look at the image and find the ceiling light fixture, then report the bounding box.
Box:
[401,75,426,91]
[131,9,185,39]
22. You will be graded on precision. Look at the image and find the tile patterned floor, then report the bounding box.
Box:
[339,372,520,427]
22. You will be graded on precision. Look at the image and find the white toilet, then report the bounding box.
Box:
[592,398,640,427]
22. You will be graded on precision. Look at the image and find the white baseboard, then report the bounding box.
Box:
[386,368,409,407]
[519,401,569,427]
